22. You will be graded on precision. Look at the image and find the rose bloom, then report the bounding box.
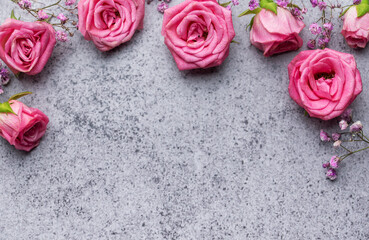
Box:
[341,7,369,48]
[0,19,55,75]
[161,0,235,70]
[0,100,49,152]
[78,0,145,51]
[288,48,362,120]
[250,7,305,57]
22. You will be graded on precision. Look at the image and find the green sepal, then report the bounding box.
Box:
[8,91,32,102]
[0,101,16,115]
[246,16,256,31]
[356,1,369,17]
[260,0,278,15]
[339,6,352,18]
[219,1,231,7]
[287,3,301,10]
[304,110,310,117]
[10,9,17,20]
[231,40,240,44]
[238,8,262,17]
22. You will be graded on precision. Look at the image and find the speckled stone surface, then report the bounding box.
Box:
[0,1,368,239]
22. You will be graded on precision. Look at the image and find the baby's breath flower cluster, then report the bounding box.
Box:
[11,0,79,42]
[0,63,10,95]
[320,109,369,180]
[146,0,172,13]
[247,0,307,20]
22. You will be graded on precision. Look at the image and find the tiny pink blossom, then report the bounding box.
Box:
[320,129,330,142]
[326,168,337,180]
[38,10,49,20]
[18,0,32,9]
[56,31,68,42]
[65,0,76,6]
[333,140,342,148]
[157,2,168,13]
[339,120,348,130]
[329,156,340,169]
[332,133,341,141]
[350,121,363,133]
[57,13,68,23]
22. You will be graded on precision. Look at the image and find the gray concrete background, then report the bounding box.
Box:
[0,0,368,239]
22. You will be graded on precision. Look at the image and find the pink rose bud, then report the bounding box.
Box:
[320,129,330,142]
[288,49,362,120]
[339,120,348,130]
[78,0,145,51]
[341,7,369,48]
[0,19,56,75]
[350,121,363,133]
[161,0,235,70]
[0,100,49,151]
[250,7,305,57]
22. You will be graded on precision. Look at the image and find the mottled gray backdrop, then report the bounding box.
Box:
[0,0,368,239]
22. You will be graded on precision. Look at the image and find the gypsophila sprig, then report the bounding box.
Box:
[0,63,11,95]
[146,0,172,14]
[320,109,369,181]
[11,0,78,40]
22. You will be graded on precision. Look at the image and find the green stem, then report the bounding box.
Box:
[340,146,369,160]
[40,0,61,10]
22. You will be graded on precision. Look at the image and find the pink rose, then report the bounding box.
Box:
[0,19,56,75]
[161,0,235,70]
[250,7,305,57]
[0,100,49,151]
[341,7,369,48]
[288,48,362,120]
[78,0,145,51]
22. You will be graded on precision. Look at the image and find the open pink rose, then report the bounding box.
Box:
[341,7,369,48]
[0,19,56,75]
[78,0,145,51]
[288,48,362,120]
[0,100,49,151]
[161,0,235,70]
[250,7,305,57]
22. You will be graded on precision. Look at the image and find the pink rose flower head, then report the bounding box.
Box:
[250,7,305,57]
[38,10,49,20]
[288,49,362,120]
[78,0,145,51]
[0,19,56,75]
[0,100,49,151]
[341,7,369,48]
[161,0,235,70]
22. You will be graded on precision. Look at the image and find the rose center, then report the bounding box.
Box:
[102,8,120,28]
[187,22,208,43]
[17,37,35,61]
[314,72,335,80]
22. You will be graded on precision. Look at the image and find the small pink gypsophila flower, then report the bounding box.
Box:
[65,0,76,6]
[57,13,68,23]
[56,31,68,42]
[38,10,49,20]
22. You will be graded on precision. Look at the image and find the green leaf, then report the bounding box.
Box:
[356,2,369,17]
[340,6,352,18]
[238,8,262,17]
[260,0,278,15]
[219,1,231,7]
[247,15,256,31]
[10,9,17,20]
[0,102,16,115]
[8,91,32,102]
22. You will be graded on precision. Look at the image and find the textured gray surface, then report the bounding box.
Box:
[0,0,368,239]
